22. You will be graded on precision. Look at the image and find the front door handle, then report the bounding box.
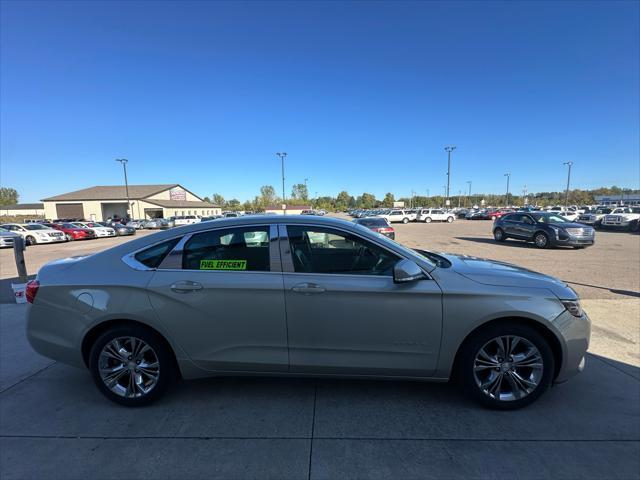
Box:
[170,281,203,293]
[291,282,326,294]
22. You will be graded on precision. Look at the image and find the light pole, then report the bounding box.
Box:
[115,158,130,220]
[466,180,472,207]
[426,189,430,207]
[276,152,287,213]
[563,161,573,208]
[442,185,447,208]
[504,173,511,206]
[444,146,456,205]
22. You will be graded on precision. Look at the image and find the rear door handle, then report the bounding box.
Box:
[170,281,203,293]
[291,283,326,294]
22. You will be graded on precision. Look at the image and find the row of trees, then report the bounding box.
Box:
[208,185,639,211]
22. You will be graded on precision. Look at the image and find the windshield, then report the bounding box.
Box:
[24,224,48,230]
[532,213,570,224]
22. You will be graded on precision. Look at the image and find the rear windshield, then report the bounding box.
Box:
[357,218,388,227]
[24,224,48,230]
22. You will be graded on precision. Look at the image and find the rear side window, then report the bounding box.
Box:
[182,226,270,271]
[135,238,180,268]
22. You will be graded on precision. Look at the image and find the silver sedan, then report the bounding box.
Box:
[25,216,590,409]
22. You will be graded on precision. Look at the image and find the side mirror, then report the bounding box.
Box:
[393,259,426,283]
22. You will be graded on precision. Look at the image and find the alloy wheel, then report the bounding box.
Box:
[98,336,160,398]
[534,233,548,248]
[473,335,543,402]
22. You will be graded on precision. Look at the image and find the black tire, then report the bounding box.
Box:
[456,323,555,410]
[533,231,549,249]
[447,216,454,223]
[493,228,506,242]
[89,324,175,406]
[629,220,638,233]
[25,235,36,246]
[425,217,432,223]
[66,234,73,241]
[402,218,409,224]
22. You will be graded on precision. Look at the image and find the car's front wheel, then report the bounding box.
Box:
[447,216,454,223]
[533,232,549,249]
[457,323,554,409]
[402,218,409,224]
[493,228,506,242]
[424,217,432,223]
[89,325,175,406]
[25,235,36,246]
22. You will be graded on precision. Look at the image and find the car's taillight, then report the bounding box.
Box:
[26,280,40,304]
[377,227,394,233]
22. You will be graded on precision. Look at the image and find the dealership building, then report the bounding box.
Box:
[42,184,221,221]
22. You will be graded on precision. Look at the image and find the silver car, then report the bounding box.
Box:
[26,216,590,409]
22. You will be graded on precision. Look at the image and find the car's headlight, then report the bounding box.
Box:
[562,300,583,317]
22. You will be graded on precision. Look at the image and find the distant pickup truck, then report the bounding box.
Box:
[599,207,640,231]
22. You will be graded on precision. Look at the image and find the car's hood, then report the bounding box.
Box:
[440,253,576,299]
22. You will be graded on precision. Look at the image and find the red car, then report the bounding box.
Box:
[50,222,96,241]
[489,208,515,220]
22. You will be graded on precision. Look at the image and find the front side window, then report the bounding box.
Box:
[182,226,270,271]
[287,225,399,276]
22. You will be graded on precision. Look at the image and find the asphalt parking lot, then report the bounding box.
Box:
[0,218,639,479]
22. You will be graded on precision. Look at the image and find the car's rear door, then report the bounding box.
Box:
[145,224,289,372]
[280,223,443,377]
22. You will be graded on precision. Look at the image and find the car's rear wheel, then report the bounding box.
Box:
[25,235,36,246]
[533,232,549,249]
[424,217,432,223]
[447,216,454,223]
[457,323,554,409]
[89,325,175,406]
[493,228,506,242]
[402,218,409,224]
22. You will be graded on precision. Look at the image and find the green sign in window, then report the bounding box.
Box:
[200,259,247,270]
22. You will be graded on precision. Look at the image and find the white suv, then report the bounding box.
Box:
[378,210,412,224]
[416,209,455,223]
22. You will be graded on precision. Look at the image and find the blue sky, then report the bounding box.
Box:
[1,0,639,202]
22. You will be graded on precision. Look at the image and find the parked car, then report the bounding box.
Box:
[353,217,395,239]
[416,208,455,223]
[555,210,580,222]
[143,218,169,229]
[100,222,136,236]
[577,207,612,228]
[493,212,595,249]
[467,209,493,220]
[599,207,640,231]
[0,223,67,245]
[0,226,20,248]
[26,215,589,409]
[50,223,97,241]
[489,209,515,221]
[174,215,202,225]
[72,222,117,238]
[126,220,145,230]
[378,209,412,224]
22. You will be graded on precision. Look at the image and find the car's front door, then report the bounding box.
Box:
[281,224,443,377]
[146,225,289,372]
[515,214,536,238]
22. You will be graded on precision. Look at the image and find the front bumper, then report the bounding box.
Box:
[37,235,66,243]
[550,309,591,383]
